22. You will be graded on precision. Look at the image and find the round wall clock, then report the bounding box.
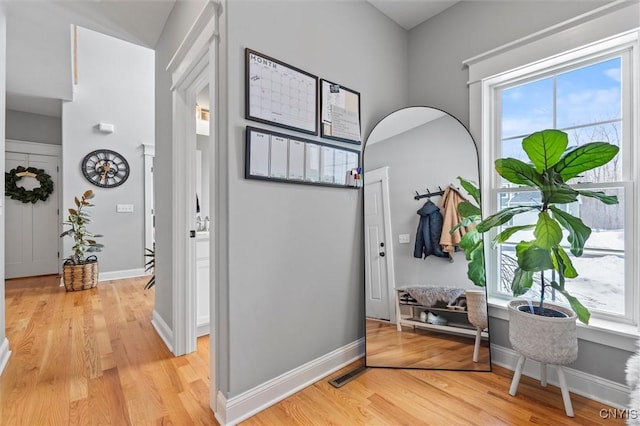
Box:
[81,149,130,188]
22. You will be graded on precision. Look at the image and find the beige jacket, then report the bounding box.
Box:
[439,186,468,256]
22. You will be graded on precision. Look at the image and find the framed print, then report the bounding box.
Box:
[246,48,318,135]
[320,79,362,144]
[245,126,359,189]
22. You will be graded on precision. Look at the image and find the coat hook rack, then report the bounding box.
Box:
[414,186,445,200]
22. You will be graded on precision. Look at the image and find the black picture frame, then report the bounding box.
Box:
[245,48,318,135]
[320,79,362,145]
[245,126,360,189]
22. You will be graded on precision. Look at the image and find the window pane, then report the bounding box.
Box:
[501,77,553,140]
[556,57,622,129]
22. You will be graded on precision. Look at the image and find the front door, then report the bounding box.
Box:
[364,168,393,320]
[5,151,60,278]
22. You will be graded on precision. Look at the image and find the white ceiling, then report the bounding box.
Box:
[366,0,460,30]
[4,0,458,118]
[5,0,176,117]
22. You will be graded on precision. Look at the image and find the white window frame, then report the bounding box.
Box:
[464,1,640,349]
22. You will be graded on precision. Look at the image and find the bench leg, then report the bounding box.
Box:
[473,328,482,362]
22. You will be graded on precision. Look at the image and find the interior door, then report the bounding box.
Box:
[5,152,60,278]
[364,170,391,320]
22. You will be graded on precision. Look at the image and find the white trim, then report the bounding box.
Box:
[151,309,174,354]
[217,339,365,426]
[98,268,147,282]
[142,143,155,253]
[0,338,11,375]
[196,321,209,337]
[491,344,630,410]
[6,140,61,156]
[215,391,228,426]
[364,167,397,322]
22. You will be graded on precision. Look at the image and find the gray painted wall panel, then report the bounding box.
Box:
[225,0,408,395]
[6,110,61,145]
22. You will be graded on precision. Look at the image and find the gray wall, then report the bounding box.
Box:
[153,0,207,330]
[408,1,609,125]
[365,114,478,289]
[0,3,7,367]
[6,110,61,145]
[407,0,632,384]
[225,0,408,395]
[62,26,154,274]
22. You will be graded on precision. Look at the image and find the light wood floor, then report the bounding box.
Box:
[365,319,491,371]
[1,275,624,425]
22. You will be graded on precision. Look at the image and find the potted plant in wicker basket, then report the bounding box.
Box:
[60,189,104,291]
[475,129,619,416]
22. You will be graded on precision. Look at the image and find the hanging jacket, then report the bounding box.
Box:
[413,200,448,259]
[439,186,468,257]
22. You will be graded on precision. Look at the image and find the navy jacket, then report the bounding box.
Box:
[413,201,448,259]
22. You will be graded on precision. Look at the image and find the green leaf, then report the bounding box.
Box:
[551,246,578,279]
[457,176,481,205]
[457,201,481,218]
[540,171,579,204]
[476,206,537,233]
[495,158,543,187]
[522,129,568,172]
[553,142,620,181]
[548,283,590,324]
[467,245,486,287]
[516,241,553,272]
[534,211,563,249]
[492,225,535,246]
[549,206,591,256]
[577,190,619,205]
[459,231,481,260]
[511,268,534,296]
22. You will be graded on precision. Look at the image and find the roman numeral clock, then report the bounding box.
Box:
[81,149,130,188]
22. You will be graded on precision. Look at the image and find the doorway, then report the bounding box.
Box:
[5,141,61,279]
[364,166,396,321]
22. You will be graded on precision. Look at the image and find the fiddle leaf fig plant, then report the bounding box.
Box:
[451,176,485,287]
[476,129,619,324]
[60,189,104,264]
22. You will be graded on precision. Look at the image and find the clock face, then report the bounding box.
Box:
[82,149,130,188]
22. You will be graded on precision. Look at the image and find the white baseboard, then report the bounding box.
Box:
[216,338,365,426]
[151,309,174,354]
[0,338,11,375]
[98,268,147,282]
[197,320,210,337]
[491,344,630,409]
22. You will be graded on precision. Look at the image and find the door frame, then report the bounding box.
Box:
[167,0,223,415]
[364,166,396,321]
[5,140,62,276]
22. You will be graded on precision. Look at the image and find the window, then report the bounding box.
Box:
[484,36,636,323]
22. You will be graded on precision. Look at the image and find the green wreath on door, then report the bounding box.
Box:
[5,166,54,204]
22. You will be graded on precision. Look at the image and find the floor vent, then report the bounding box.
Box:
[329,365,368,388]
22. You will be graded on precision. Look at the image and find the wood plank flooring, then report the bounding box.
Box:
[0,275,625,425]
[1,275,216,425]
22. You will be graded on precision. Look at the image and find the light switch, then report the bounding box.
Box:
[398,234,410,244]
[117,204,134,213]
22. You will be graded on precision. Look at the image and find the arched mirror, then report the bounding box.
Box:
[363,106,491,371]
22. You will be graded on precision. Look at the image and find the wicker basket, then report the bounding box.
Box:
[508,300,577,365]
[63,257,99,291]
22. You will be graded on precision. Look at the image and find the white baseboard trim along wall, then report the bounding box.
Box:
[151,310,174,354]
[98,268,147,282]
[215,338,365,425]
[491,344,630,410]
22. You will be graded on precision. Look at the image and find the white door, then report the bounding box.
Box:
[364,167,395,320]
[5,151,60,278]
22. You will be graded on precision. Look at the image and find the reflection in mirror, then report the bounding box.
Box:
[364,106,490,371]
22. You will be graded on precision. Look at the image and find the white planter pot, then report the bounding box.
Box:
[508,300,578,365]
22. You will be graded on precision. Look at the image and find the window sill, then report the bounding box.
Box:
[488,297,640,352]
